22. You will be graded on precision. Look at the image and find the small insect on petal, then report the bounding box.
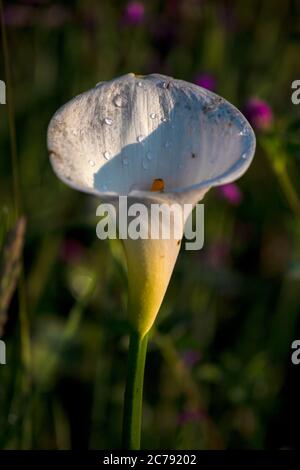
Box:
[151,178,165,192]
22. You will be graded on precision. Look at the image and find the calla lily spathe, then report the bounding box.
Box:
[47,73,256,336]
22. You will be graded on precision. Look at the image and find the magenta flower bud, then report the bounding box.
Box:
[41,5,71,28]
[217,182,243,206]
[124,1,145,25]
[178,409,206,425]
[4,5,33,27]
[207,240,230,269]
[194,73,216,91]
[244,98,273,131]
[181,349,202,367]
[60,239,85,264]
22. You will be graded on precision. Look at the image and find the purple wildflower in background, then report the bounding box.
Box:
[244,98,273,131]
[206,240,230,269]
[124,1,145,25]
[178,409,206,425]
[218,3,237,32]
[181,349,202,368]
[4,3,71,28]
[194,73,216,91]
[60,239,85,265]
[217,183,243,206]
[21,0,46,4]
[41,4,71,28]
[4,5,33,27]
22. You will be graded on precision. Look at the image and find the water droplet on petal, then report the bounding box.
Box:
[146,152,153,160]
[137,135,145,143]
[150,113,157,119]
[104,117,113,126]
[103,151,110,160]
[142,160,149,170]
[122,157,129,166]
[89,160,95,167]
[239,127,249,136]
[113,94,126,107]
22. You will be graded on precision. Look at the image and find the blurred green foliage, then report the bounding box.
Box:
[1,0,300,450]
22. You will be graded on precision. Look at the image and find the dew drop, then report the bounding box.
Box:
[149,113,157,119]
[137,135,145,143]
[239,128,249,136]
[103,151,110,160]
[113,95,123,107]
[146,152,153,160]
[89,160,95,167]
[104,117,113,126]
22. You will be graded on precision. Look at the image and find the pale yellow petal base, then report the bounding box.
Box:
[123,236,181,336]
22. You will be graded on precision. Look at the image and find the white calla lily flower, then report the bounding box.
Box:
[48,73,256,337]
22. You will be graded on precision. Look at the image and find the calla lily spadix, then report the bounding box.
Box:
[47,72,256,336]
[47,73,256,449]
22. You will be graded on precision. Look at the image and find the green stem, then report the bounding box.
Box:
[122,330,149,450]
[261,137,300,221]
[275,163,300,221]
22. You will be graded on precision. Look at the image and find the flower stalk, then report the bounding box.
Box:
[122,330,149,450]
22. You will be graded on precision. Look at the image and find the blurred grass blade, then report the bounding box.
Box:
[0,0,21,218]
[0,217,26,337]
